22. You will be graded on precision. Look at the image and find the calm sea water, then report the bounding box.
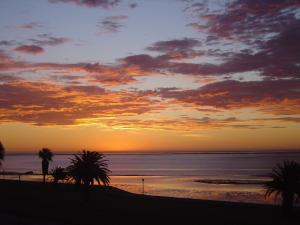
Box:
[2,152,300,204]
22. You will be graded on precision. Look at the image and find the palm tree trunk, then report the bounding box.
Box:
[42,159,48,183]
[282,192,294,216]
[83,182,90,202]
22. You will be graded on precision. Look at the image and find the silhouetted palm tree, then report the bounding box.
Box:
[265,161,300,215]
[67,150,110,186]
[67,150,110,200]
[0,141,5,167]
[38,148,53,183]
[51,167,67,184]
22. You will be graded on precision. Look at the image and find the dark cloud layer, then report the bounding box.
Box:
[122,54,169,72]
[186,0,300,39]
[181,0,300,79]
[122,24,300,79]
[146,38,203,60]
[157,79,300,113]
[146,38,201,53]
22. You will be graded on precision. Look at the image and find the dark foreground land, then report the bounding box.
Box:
[0,179,299,225]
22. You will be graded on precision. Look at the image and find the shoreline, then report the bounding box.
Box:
[194,178,268,185]
[0,179,299,225]
[0,173,278,205]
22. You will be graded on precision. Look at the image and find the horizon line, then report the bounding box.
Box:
[5,149,300,156]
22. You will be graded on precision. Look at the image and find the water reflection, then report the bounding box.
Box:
[3,152,299,205]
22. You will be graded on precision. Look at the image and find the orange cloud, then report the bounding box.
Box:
[0,80,164,126]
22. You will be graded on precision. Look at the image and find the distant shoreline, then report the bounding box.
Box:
[195,178,269,185]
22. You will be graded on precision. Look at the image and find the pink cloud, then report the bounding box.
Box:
[14,45,44,54]
[0,50,11,62]
[146,38,201,52]
[16,22,43,29]
[49,0,120,8]
[0,56,141,86]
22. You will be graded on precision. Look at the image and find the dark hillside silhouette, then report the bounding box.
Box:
[0,179,299,225]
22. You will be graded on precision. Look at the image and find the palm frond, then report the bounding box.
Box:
[67,150,111,187]
[38,148,54,161]
[264,161,300,201]
[51,166,67,183]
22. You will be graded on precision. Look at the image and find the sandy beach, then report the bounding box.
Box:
[0,179,299,225]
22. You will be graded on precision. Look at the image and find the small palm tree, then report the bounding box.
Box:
[38,148,54,183]
[67,150,110,200]
[51,167,67,184]
[0,141,5,167]
[264,161,300,215]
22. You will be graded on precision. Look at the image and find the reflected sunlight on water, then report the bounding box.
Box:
[110,175,277,204]
[2,152,300,204]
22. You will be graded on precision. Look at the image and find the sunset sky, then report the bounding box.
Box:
[0,0,300,152]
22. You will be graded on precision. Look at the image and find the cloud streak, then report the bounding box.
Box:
[49,0,120,8]
[14,45,44,54]
[0,80,163,126]
[98,15,128,33]
[1,78,297,130]
[29,34,71,46]
[16,22,43,29]
[156,79,300,114]
[0,55,143,86]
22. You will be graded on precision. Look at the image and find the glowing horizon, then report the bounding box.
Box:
[0,1,300,152]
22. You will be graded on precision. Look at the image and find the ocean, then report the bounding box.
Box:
[2,152,300,204]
